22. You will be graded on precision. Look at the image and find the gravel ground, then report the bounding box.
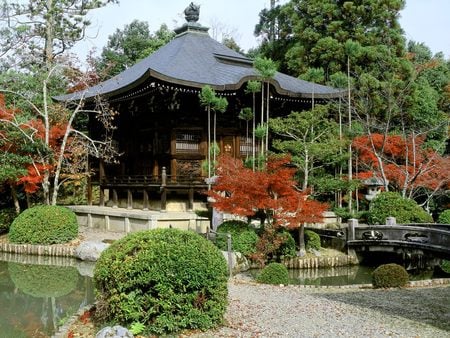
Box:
[69,227,450,338]
[183,280,450,338]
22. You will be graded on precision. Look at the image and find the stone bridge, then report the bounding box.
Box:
[345,219,450,260]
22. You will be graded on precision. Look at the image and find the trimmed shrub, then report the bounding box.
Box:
[8,205,78,244]
[368,192,433,224]
[0,208,16,234]
[372,263,409,288]
[305,230,321,251]
[441,260,450,274]
[276,230,297,258]
[216,220,258,256]
[8,263,78,297]
[438,210,450,224]
[256,262,289,285]
[94,228,228,336]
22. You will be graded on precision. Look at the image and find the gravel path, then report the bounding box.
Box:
[184,280,450,338]
[73,227,450,338]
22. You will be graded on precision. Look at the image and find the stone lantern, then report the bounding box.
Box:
[363,176,386,201]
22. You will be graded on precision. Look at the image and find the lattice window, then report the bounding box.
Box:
[240,136,259,156]
[176,130,201,153]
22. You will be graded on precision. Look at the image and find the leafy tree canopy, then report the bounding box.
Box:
[96,21,175,79]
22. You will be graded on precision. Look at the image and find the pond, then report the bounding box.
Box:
[246,264,447,286]
[0,253,95,338]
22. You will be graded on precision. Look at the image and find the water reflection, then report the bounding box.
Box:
[0,253,95,337]
[248,265,440,286]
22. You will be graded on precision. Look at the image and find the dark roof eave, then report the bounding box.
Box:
[150,70,345,99]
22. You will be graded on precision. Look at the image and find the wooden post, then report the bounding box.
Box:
[112,189,118,208]
[143,189,149,210]
[127,189,133,209]
[99,188,105,207]
[188,187,194,211]
[161,167,167,212]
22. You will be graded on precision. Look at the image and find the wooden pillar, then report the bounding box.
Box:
[127,189,133,209]
[161,167,167,212]
[99,188,105,207]
[188,187,194,211]
[99,159,106,207]
[143,189,149,210]
[112,189,118,208]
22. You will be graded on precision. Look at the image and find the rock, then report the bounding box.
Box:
[75,241,110,261]
[96,325,134,338]
[76,260,96,277]
[222,251,250,274]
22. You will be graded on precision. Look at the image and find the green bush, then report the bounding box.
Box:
[94,228,228,336]
[0,208,16,234]
[216,220,258,256]
[367,192,433,224]
[438,210,450,224]
[305,230,321,251]
[256,262,289,285]
[8,205,78,244]
[372,263,409,288]
[441,260,450,274]
[8,263,78,297]
[276,230,297,258]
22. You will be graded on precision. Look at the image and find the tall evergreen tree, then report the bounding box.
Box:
[0,0,119,69]
[96,21,174,79]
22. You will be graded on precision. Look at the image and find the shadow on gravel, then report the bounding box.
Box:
[311,286,450,331]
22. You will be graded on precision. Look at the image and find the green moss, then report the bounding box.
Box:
[256,262,289,285]
[8,205,78,244]
[372,263,409,288]
[94,228,228,336]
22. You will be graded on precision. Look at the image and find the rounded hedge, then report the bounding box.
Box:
[216,220,258,256]
[94,228,228,336]
[256,262,289,285]
[305,230,321,251]
[438,210,450,224]
[8,205,78,244]
[368,192,433,224]
[8,263,78,297]
[372,263,409,288]
[0,208,16,234]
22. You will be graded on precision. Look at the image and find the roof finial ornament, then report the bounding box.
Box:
[184,2,200,23]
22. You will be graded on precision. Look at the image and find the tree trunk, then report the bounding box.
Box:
[252,93,256,171]
[297,223,306,256]
[10,184,20,214]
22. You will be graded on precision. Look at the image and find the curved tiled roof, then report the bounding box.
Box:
[55,25,343,102]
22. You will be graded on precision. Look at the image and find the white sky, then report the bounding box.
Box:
[73,0,450,61]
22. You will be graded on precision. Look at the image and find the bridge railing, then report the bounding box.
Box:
[347,218,450,257]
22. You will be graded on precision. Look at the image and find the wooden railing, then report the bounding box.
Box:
[98,167,208,211]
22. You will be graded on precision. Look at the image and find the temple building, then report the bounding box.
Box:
[57,3,342,214]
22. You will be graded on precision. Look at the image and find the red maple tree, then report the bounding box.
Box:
[209,155,327,227]
[208,155,328,260]
[353,133,450,207]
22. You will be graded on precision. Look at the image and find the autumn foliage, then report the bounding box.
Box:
[208,155,327,229]
[353,133,450,198]
[0,93,70,194]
